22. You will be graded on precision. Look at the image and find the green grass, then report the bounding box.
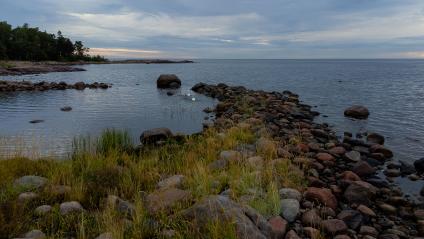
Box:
[0,61,15,69]
[0,124,306,238]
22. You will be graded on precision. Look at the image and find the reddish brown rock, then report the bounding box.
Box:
[341,171,361,181]
[304,187,338,210]
[329,146,346,155]
[352,161,376,177]
[285,230,301,239]
[268,216,288,239]
[316,153,335,162]
[321,219,348,235]
[369,144,393,158]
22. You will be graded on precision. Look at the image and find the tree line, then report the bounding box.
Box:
[0,21,107,62]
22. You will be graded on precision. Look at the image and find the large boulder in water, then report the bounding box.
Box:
[344,105,370,119]
[157,74,181,89]
[414,158,424,174]
[140,128,173,145]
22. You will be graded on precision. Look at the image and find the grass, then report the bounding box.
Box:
[0,61,15,69]
[0,122,306,238]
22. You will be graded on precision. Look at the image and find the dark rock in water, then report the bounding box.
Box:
[399,160,416,175]
[140,128,173,145]
[60,106,72,112]
[414,158,424,174]
[29,119,44,124]
[420,185,424,196]
[344,105,370,119]
[366,177,389,188]
[157,74,181,89]
[74,82,87,90]
[383,169,401,177]
[369,144,393,158]
[166,91,174,96]
[352,161,376,177]
[367,132,385,145]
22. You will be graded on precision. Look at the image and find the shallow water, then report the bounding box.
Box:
[1,59,423,195]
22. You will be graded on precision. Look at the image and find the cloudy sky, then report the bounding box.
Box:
[1,0,424,59]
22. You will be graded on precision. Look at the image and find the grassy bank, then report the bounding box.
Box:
[0,124,306,238]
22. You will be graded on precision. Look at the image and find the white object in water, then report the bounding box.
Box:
[192,97,196,101]
[187,93,191,97]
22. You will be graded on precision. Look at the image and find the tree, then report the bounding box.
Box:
[74,41,89,58]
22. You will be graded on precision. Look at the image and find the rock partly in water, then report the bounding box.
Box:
[157,74,182,89]
[367,132,385,145]
[60,106,72,112]
[140,128,173,145]
[344,105,370,119]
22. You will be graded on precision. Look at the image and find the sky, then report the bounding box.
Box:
[1,0,424,59]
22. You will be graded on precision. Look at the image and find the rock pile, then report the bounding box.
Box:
[0,80,111,92]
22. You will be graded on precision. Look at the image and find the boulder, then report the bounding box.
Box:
[414,158,424,174]
[59,201,84,215]
[399,160,416,175]
[279,188,302,201]
[140,128,173,145]
[369,144,393,158]
[352,161,376,177]
[280,199,300,222]
[284,230,301,239]
[23,230,46,239]
[157,175,185,189]
[146,188,191,214]
[344,151,361,162]
[367,133,385,145]
[304,187,338,210]
[268,216,288,239]
[344,181,377,206]
[321,219,348,235]
[14,176,48,190]
[35,205,52,216]
[301,209,322,227]
[344,105,370,119]
[157,74,181,89]
[181,195,272,239]
[337,210,363,230]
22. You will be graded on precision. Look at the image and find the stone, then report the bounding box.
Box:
[34,205,52,216]
[329,146,346,155]
[415,209,424,220]
[17,192,38,203]
[23,230,46,239]
[316,153,335,162]
[367,133,385,145]
[157,74,181,89]
[268,216,288,239]
[304,187,338,210]
[399,160,416,175]
[140,128,173,145]
[279,188,302,201]
[303,227,320,239]
[181,195,272,239]
[322,219,348,235]
[146,188,191,214]
[357,204,376,217]
[157,175,185,189]
[301,209,322,227]
[352,161,376,177]
[359,226,378,237]
[345,151,361,162]
[60,106,72,112]
[59,201,84,215]
[341,171,361,181]
[50,185,71,196]
[369,144,393,158]
[117,200,136,218]
[256,137,274,153]
[337,210,363,230]
[14,176,48,190]
[208,158,228,171]
[95,232,113,239]
[74,82,87,90]
[378,203,397,214]
[280,199,300,222]
[247,156,264,169]
[414,158,424,174]
[417,220,424,236]
[383,169,401,177]
[334,236,351,239]
[344,181,377,206]
[219,150,242,162]
[284,230,301,239]
[344,105,370,119]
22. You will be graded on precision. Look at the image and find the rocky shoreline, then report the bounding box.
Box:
[191,82,424,238]
[0,80,111,92]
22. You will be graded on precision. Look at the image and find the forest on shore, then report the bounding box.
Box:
[0,21,106,62]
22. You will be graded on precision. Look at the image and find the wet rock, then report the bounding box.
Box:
[280,199,300,222]
[157,74,181,89]
[367,132,385,145]
[181,195,272,239]
[29,119,44,124]
[344,181,377,206]
[399,160,416,175]
[337,210,363,230]
[345,151,361,162]
[74,81,87,90]
[414,158,424,174]
[352,161,376,177]
[279,188,302,201]
[157,175,185,189]
[14,176,48,190]
[304,187,338,210]
[146,188,191,214]
[60,106,72,112]
[344,105,370,119]
[384,169,401,177]
[268,216,288,239]
[140,127,173,145]
[34,205,52,216]
[369,144,393,158]
[59,201,84,215]
[322,219,348,235]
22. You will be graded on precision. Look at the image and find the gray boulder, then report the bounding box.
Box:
[280,199,300,222]
[180,195,272,239]
[14,176,48,190]
[60,201,84,215]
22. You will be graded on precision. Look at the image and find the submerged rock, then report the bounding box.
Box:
[344,105,370,119]
[140,127,173,145]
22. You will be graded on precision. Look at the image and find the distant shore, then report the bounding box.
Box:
[0,59,194,76]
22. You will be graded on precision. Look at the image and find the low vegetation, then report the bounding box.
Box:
[0,122,306,238]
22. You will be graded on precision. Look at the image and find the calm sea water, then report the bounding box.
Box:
[1,60,423,177]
